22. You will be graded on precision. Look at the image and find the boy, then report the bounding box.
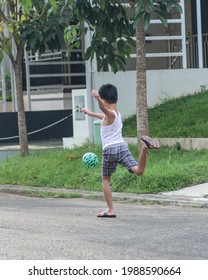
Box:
[83,84,160,218]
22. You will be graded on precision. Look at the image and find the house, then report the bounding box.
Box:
[1,0,207,118]
[89,0,208,118]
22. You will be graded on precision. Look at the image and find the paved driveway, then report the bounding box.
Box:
[0,193,208,260]
[0,150,17,162]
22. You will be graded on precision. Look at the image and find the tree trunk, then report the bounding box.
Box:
[129,0,149,141]
[13,46,29,156]
[135,23,149,139]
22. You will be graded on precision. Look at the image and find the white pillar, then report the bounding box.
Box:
[1,59,6,112]
[180,0,187,69]
[24,49,31,111]
[9,61,17,112]
[11,37,17,112]
[84,22,94,143]
[63,89,90,149]
[196,0,203,68]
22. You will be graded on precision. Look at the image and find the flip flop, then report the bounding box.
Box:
[97,212,116,218]
[141,135,160,149]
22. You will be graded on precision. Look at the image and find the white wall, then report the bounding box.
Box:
[92,71,136,118]
[147,69,208,107]
[20,68,208,119]
[91,69,208,118]
[23,93,72,111]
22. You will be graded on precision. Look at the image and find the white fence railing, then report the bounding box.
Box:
[168,33,208,69]
[24,49,86,110]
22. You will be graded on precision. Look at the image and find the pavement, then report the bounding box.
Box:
[0,142,208,208]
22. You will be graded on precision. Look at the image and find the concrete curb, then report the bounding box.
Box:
[125,137,208,150]
[1,184,208,208]
[1,138,208,151]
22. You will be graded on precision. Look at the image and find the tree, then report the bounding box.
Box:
[64,0,182,140]
[129,0,182,137]
[0,1,28,155]
[0,0,182,156]
[0,0,71,156]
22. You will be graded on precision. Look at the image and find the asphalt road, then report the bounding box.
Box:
[0,193,208,260]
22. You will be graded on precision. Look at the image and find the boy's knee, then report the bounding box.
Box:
[131,166,144,176]
[135,169,144,176]
[132,166,144,176]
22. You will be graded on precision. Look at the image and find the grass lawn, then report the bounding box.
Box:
[0,143,208,194]
[0,90,207,194]
[123,91,208,138]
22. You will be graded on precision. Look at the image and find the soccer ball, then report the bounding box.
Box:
[82,152,99,168]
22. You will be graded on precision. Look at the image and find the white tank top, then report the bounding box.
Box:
[101,111,125,149]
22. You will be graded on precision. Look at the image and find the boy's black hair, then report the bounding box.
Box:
[98,84,118,104]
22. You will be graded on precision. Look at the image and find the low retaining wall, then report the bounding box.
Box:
[125,137,208,150]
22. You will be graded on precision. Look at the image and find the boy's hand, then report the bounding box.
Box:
[82,107,104,119]
[82,108,91,115]
[91,90,100,100]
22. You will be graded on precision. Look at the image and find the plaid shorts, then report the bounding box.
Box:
[102,143,138,177]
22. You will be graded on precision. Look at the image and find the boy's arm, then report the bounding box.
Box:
[82,108,104,120]
[92,90,115,121]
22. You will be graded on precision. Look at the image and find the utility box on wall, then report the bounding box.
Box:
[63,89,90,149]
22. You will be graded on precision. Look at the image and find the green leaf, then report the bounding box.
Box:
[156,1,167,12]
[146,0,154,10]
[134,12,144,27]
[49,0,58,11]
[64,25,79,43]
[18,0,32,14]
[0,50,3,64]
[127,37,136,48]
[124,44,132,56]
[116,54,126,65]
[117,39,125,54]
[157,12,168,27]
[135,0,145,14]
[173,3,183,14]
[84,46,94,61]
[144,12,150,31]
